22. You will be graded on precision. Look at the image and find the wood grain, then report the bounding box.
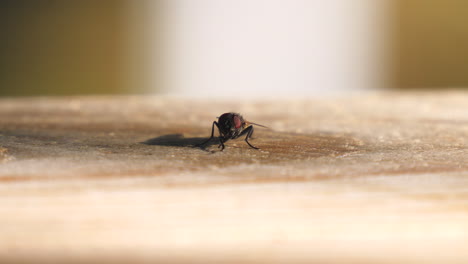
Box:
[0,92,467,263]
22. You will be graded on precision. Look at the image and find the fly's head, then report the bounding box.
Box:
[217,112,246,139]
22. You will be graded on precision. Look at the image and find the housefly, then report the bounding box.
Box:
[198,112,268,151]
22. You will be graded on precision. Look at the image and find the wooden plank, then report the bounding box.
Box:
[0,92,467,263]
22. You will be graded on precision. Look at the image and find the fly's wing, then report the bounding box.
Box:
[245,121,269,129]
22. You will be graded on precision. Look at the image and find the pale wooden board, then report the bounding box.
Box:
[0,92,467,263]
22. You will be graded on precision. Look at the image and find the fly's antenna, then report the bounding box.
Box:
[246,121,269,129]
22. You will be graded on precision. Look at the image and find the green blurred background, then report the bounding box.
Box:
[1,0,468,96]
[390,0,468,89]
[0,0,158,96]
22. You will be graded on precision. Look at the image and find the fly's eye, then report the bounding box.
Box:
[233,115,242,129]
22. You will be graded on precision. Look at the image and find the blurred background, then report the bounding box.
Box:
[1,0,467,97]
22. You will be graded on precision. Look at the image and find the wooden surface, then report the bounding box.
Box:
[0,92,467,263]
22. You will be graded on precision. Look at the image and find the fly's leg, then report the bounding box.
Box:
[197,121,219,147]
[218,137,226,151]
[242,126,259,149]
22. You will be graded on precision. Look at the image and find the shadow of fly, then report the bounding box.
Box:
[197,112,268,151]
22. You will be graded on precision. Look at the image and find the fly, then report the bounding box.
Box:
[198,112,267,151]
